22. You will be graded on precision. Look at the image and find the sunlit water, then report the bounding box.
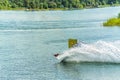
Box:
[0,7,120,80]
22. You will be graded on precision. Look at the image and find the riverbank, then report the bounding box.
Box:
[1,4,120,11]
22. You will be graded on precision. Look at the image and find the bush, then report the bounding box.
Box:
[103,18,120,26]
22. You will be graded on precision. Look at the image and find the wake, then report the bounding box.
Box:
[57,40,120,63]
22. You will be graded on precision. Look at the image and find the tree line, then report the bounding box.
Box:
[0,0,120,10]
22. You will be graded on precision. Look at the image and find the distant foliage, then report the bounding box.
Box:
[118,13,120,18]
[0,0,120,10]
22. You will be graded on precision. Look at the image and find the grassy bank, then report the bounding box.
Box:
[103,18,120,26]
[103,13,120,27]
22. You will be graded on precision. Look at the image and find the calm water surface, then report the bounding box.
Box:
[0,7,120,80]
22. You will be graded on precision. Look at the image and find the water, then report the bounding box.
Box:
[0,7,120,80]
[58,41,120,63]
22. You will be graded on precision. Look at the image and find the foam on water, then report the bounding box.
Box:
[57,40,120,63]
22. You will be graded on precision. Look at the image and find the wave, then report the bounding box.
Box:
[58,40,120,63]
[0,20,101,30]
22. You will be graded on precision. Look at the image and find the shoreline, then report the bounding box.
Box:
[0,4,120,11]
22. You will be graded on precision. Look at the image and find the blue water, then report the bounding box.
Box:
[0,7,120,80]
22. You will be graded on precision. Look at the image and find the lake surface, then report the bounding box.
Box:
[0,7,120,80]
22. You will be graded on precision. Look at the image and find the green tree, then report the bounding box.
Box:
[11,3,18,8]
[62,0,69,8]
[56,2,61,8]
[35,0,40,8]
[69,3,73,9]
[0,0,119,10]
[24,0,30,8]
[118,13,120,18]
[39,3,43,9]
[48,2,57,8]
[102,1,106,5]
[43,2,48,9]
[29,0,36,9]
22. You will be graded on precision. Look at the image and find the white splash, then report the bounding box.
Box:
[57,40,120,63]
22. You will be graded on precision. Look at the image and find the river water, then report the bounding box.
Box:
[0,7,120,80]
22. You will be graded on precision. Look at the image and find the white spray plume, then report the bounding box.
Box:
[57,40,120,63]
